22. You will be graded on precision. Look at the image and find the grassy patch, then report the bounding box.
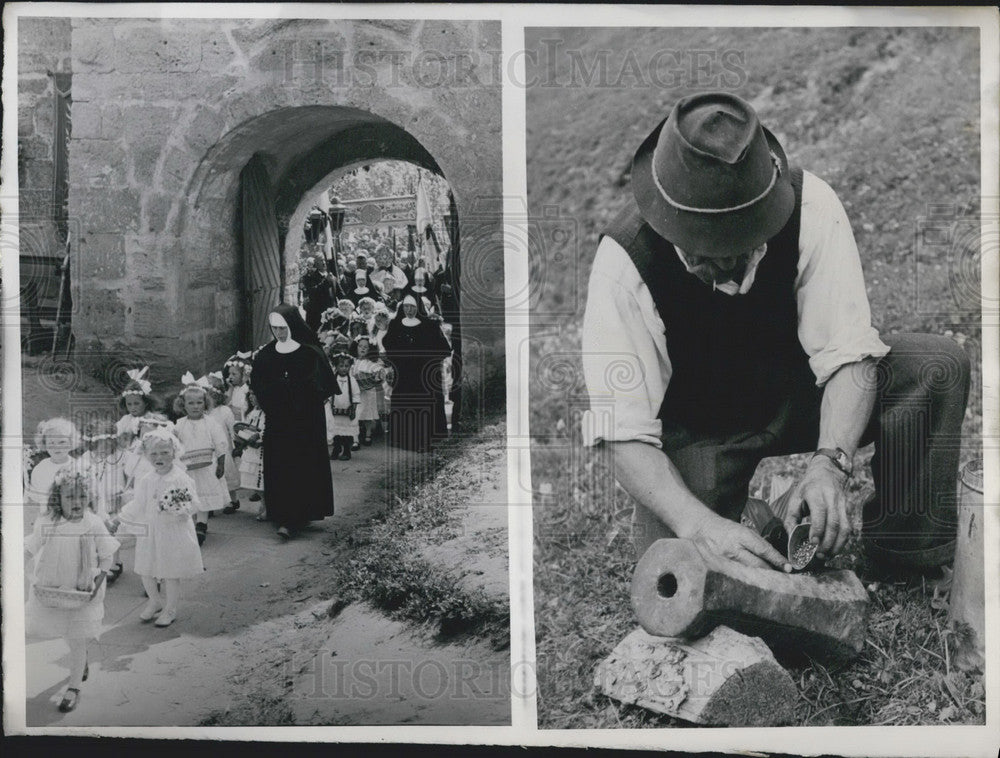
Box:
[533,441,985,728]
[331,419,510,643]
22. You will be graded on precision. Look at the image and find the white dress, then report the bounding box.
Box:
[26,457,75,523]
[117,412,153,456]
[119,465,204,579]
[326,374,361,439]
[25,510,120,639]
[238,409,265,491]
[353,359,383,422]
[174,416,228,512]
[79,449,135,521]
[209,405,241,492]
[227,384,249,423]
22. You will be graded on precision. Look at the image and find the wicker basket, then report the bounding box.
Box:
[234,423,261,443]
[33,584,94,610]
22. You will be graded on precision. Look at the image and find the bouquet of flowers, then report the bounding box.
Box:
[159,486,194,515]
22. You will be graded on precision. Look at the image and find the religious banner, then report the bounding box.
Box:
[341,194,417,228]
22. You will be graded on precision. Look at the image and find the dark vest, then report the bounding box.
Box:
[601,168,812,436]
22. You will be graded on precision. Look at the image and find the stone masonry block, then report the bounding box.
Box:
[181,288,216,331]
[114,23,203,74]
[158,146,199,196]
[123,104,178,145]
[73,23,117,73]
[78,233,126,279]
[132,295,174,338]
[214,289,238,331]
[19,77,50,96]
[72,102,103,140]
[417,21,477,57]
[75,189,141,234]
[74,139,129,187]
[200,33,237,70]
[144,194,179,235]
[100,104,123,139]
[132,146,162,185]
[184,106,225,152]
[78,288,127,335]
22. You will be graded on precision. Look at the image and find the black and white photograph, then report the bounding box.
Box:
[9,12,509,727]
[4,4,999,754]
[527,25,990,729]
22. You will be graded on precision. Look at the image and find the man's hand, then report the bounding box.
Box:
[215,459,226,480]
[783,457,851,560]
[687,511,791,571]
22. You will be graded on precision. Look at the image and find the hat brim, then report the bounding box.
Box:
[631,117,794,258]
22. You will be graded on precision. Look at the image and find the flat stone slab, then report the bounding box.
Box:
[595,625,798,726]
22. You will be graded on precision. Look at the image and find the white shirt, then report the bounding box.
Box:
[582,170,890,449]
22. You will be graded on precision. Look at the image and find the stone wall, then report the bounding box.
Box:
[58,18,504,416]
[17,17,72,272]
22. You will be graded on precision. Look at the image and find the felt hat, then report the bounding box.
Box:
[631,92,794,258]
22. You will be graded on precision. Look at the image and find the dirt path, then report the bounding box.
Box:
[23,437,508,726]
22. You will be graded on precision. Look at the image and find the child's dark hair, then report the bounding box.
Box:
[117,391,160,417]
[45,471,97,522]
[349,335,372,359]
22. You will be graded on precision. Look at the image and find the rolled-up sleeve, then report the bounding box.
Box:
[797,172,890,386]
[581,237,671,448]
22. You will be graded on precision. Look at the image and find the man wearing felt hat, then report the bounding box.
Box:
[582,92,970,574]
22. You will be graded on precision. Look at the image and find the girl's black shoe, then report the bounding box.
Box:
[107,563,124,585]
[58,688,80,713]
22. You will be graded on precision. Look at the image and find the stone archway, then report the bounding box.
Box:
[205,105,457,345]
[65,17,504,420]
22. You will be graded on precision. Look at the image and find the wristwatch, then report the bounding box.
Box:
[813,447,853,478]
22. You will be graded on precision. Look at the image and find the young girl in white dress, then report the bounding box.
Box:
[371,308,392,436]
[115,366,159,454]
[205,373,242,515]
[326,353,361,460]
[25,468,119,713]
[118,427,204,627]
[224,353,252,423]
[352,335,384,446]
[122,413,173,487]
[26,418,80,524]
[237,389,266,520]
[173,376,228,545]
[79,419,134,584]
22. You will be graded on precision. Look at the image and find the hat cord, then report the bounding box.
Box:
[651,148,782,214]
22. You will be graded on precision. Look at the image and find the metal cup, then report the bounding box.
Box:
[787,520,820,571]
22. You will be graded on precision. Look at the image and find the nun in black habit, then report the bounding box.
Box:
[249,303,339,538]
[381,291,453,453]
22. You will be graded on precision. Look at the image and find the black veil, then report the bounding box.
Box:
[270,302,321,348]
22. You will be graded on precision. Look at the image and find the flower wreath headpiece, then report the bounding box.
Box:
[121,366,153,398]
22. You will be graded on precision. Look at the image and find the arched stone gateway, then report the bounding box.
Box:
[56,18,503,420]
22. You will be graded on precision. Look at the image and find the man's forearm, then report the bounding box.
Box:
[817,358,877,456]
[610,440,715,538]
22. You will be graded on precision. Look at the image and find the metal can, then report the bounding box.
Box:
[947,459,984,671]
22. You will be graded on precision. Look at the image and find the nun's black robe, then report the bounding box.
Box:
[250,341,338,527]
[382,317,452,452]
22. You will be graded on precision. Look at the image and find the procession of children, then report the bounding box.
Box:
[22,245,456,714]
